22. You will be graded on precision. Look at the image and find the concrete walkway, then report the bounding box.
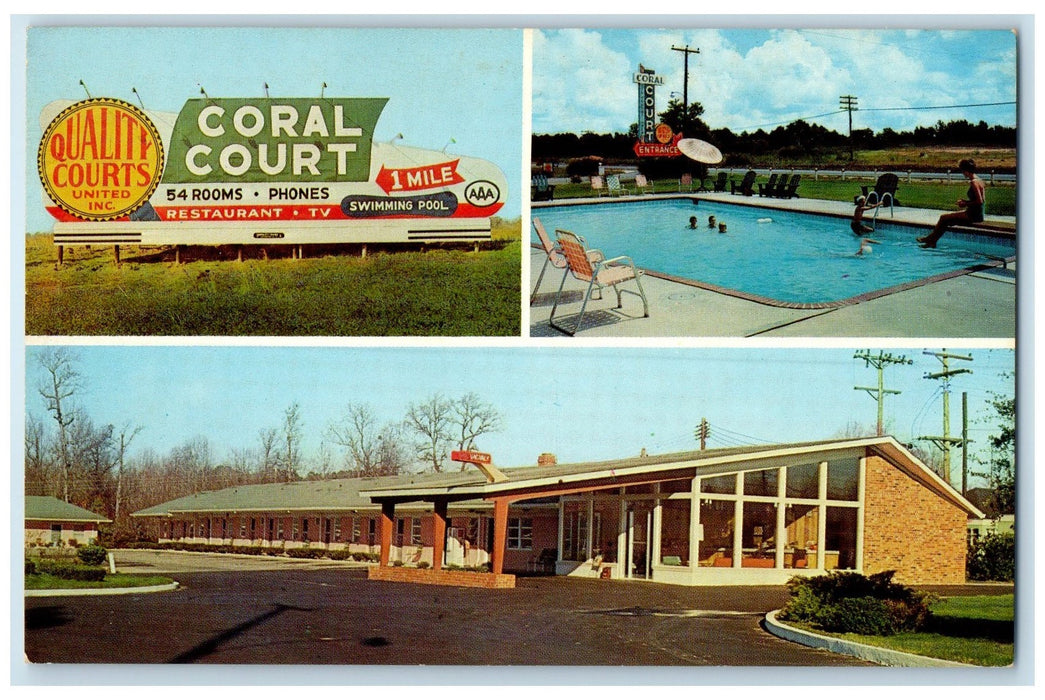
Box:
[530,194,1016,338]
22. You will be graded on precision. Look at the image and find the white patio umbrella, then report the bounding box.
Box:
[677,138,723,164]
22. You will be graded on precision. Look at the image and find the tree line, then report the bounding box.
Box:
[25,348,503,542]
[533,98,1017,168]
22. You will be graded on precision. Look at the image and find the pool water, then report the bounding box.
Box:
[534,200,1014,305]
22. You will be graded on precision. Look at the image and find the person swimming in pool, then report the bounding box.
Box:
[708,215,717,228]
[688,216,698,229]
[856,238,881,256]
[851,196,880,235]
[718,222,727,233]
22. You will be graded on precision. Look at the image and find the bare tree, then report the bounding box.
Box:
[376,422,410,477]
[113,423,143,536]
[405,394,453,472]
[24,413,52,495]
[257,427,280,481]
[281,402,303,482]
[450,393,503,466]
[327,403,382,477]
[36,348,81,502]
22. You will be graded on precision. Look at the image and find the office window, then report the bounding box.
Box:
[507,518,533,550]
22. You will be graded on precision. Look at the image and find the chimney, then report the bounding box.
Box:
[537,452,557,466]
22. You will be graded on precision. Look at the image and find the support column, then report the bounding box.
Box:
[855,457,867,571]
[378,501,395,567]
[491,497,509,575]
[817,461,828,570]
[688,476,700,581]
[114,245,121,265]
[432,500,448,571]
[57,245,64,267]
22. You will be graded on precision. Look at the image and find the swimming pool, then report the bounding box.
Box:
[533,199,1015,306]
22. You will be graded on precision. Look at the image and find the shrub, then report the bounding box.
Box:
[416,561,431,569]
[779,570,936,636]
[25,560,37,575]
[328,549,354,561]
[77,544,108,566]
[967,533,1016,582]
[565,157,600,179]
[35,560,106,582]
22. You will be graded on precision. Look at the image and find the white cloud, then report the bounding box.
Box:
[532,28,635,134]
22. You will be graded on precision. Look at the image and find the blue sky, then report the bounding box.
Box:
[23,345,1015,490]
[533,27,1018,136]
[20,24,523,232]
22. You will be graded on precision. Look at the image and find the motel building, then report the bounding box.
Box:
[132,437,983,587]
[25,495,111,548]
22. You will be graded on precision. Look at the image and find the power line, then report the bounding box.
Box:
[730,100,1015,133]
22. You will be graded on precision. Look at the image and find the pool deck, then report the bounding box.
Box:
[529,193,1016,339]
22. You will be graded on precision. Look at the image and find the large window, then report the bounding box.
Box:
[744,469,778,497]
[826,507,859,570]
[696,457,863,572]
[741,502,777,568]
[698,499,735,567]
[787,463,820,499]
[827,458,860,501]
[660,500,690,565]
[507,517,533,550]
[785,503,818,569]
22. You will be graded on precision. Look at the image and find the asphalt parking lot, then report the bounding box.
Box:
[23,550,1007,671]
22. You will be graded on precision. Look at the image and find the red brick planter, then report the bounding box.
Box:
[368,566,516,588]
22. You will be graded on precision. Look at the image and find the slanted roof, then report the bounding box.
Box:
[362,437,985,518]
[25,496,111,523]
[131,437,984,520]
[131,474,494,518]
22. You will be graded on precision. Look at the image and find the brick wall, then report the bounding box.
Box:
[862,455,967,584]
[368,565,516,589]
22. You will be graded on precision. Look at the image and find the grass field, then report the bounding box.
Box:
[25,219,522,336]
[789,594,1014,667]
[25,572,175,590]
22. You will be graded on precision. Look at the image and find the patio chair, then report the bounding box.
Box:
[711,171,729,192]
[590,175,607,197]
[861,172,900,207]
[757,173,779,197]
[634,173,654,194]
[531,173,555,201]
[549,230,649,336]
[530,218,603,304]
[731,170,757,196]
[775,173,801,198]
[606,174,629,196]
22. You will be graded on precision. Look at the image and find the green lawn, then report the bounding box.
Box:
[25,572,175,590]
[542,174,1016,217]
[788,595,1014,667]
[25,219,522,336]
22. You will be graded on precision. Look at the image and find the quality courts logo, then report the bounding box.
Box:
[38,98,164,221]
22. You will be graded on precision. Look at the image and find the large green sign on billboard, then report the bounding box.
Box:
[164,97,388,183]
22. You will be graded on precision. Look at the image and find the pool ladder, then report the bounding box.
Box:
[866,192,894,230]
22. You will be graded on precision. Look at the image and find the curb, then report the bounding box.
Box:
[765,609,975,668]
[25,581,180,598]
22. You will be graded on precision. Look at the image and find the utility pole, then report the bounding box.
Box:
[854,350,912,436]
[694,418,710,450]
[962,392,970,496]
[919,349,973,487]
[672,44,700,137]
[839,95,858,161]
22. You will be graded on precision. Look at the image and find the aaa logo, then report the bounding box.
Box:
[38,98,164,221]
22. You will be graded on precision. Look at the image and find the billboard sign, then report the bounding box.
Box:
[38,95,507,248]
